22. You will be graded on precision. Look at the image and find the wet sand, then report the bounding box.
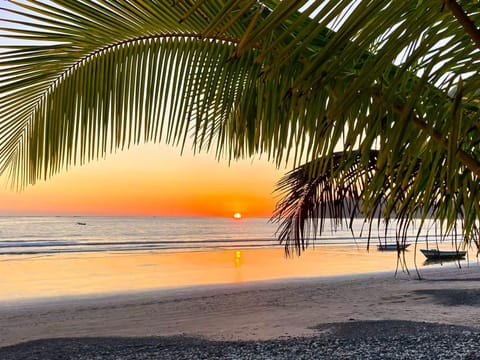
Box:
[0,246,470,302]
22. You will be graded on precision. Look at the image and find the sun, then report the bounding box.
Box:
[233,212,242,219]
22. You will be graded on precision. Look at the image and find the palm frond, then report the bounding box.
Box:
[0,1,266,186]
[272,148,480,256]
[3,1,480,184]
[272,150,380,255]
[1,1,480,255]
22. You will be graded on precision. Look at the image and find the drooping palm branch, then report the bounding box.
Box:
[273,149,480,256]
[1,1,480,254]
[273,150,381,255]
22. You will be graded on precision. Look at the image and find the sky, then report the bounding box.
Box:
[0,143,285,218]
[0,2,289,218]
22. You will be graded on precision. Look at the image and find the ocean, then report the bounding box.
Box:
[0,216,474,302]
[0,216,450,257]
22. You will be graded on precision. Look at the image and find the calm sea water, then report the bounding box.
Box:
[0,217,474,301]
[0,216,457,257]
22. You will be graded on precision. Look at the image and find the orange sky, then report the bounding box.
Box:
[0,143,286,217]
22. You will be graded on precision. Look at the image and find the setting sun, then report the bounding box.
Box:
[233,212,242,219]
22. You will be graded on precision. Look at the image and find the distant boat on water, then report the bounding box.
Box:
[377,244,411,251]
[420,249,466,260]
[76,222,87,226]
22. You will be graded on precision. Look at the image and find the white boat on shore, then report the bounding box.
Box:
[420,249,466,260]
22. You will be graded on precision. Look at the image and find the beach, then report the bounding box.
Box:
[2,0,480,356]
[1,255,480,359]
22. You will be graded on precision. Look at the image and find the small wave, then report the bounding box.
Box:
[0,241,78,248]
[0,238,280,256]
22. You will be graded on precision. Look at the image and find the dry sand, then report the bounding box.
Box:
[1,264,480,348]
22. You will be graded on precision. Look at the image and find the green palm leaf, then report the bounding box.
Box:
[1,0,480,254]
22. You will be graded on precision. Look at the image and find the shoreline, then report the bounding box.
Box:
[1,264,480,349]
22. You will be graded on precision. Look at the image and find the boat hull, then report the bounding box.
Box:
[377,244,411,251]
[420,249,466,260]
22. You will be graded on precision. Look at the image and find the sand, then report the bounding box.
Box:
[1,264,480,350]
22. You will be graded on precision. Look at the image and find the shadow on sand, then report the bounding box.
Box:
[413,289,480,306]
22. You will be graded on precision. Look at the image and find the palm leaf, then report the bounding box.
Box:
[1,1,480,254]
[273,149,480,256]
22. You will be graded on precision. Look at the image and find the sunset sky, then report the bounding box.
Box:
[0,4,287,218]
[0,143,285,217]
